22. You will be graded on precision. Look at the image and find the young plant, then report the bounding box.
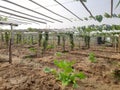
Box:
[5,32,9,46]
[62,35,66,52]
[69,33,74,51]
[57,35,61,46]
[30,35,34,45]
[1,33,4,42]
[42,32,49,54]
[44,60,86,88]
[38,31,42,46]
[16,33,22,44]
[29,47,37,54]
[47,44,54,50]
[88,52,96,63]
[55,52,62,57]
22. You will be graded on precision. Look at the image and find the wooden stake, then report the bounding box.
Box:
[9,24,13,64]
[119,35,120,53]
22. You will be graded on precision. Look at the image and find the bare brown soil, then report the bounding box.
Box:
[0,45,120,90]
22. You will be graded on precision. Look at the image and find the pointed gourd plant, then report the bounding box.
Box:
[104,12,111,18]
[118,14,120,18]
[69,33,74,51]
[67,31,75,51]
[1,33,4,42]
[16,32,22,44]
[62,34,66,52]
[5,32,9,46]
[42,32,49,54]
[57,34,61,46]
[38,31,42,47]
[95,15,103,22]
[0,16,8,21]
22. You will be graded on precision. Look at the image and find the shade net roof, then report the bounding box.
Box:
[0,0,120,32]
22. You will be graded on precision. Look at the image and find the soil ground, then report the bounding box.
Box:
[0,44,120,90]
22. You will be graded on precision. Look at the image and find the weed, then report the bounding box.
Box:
[55,52,62,57]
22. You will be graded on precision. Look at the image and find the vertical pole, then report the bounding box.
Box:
[9,24,13,64]
[119,35,120,53]
[111,0,113,16]
[115,36,117,52]
[0,31,2,48]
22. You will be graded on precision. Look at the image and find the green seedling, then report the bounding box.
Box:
[29,47,36,53]
[29,47,37,56]
[47,44,54,49]
[55,52,62,57]
[89,52,96,63]
[44,60,86,88]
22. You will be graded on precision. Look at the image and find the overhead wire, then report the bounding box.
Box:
[0,9,46,24]
[8,19,30,24]
[0,5,54,23]
[45,0,74,7]
[54,0,83,21]
[8,16,41,24]
[0,14,31,24]
[29,0,72,22]
[2,0,63,23]
[79,0,94,18]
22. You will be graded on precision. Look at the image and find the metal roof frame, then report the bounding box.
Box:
[2,0,63,23]
[29,0,72,22]
[54,0,83,21]
[0,10,46,24]
[0,5,54,23]
[0,21,18,26]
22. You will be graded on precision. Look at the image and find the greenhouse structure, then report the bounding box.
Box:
[0,0,120,90]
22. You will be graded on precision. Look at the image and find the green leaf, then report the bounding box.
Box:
[69,74,76,82]
[64,67,73,73]
[118,14,120,18]
[44,60,86,89]
[89,16,94,19]
[43,67,51,73]
[104,13,111,18]
[62,80,69,86]
[29,47,36,52]
[84,17,88,20]
[73,83,78,88]
[89,52,96,63]
[47,44,54,49]
[95,15,103,22]
[55,52,62,57]
[76,72,86,79]
[54,60,74,70]
[112,14,117,17]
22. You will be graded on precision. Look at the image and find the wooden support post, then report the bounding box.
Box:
[0,32,2,48]
[115,36,117,52]
[9,24,13,64]
[118,35,120,53]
